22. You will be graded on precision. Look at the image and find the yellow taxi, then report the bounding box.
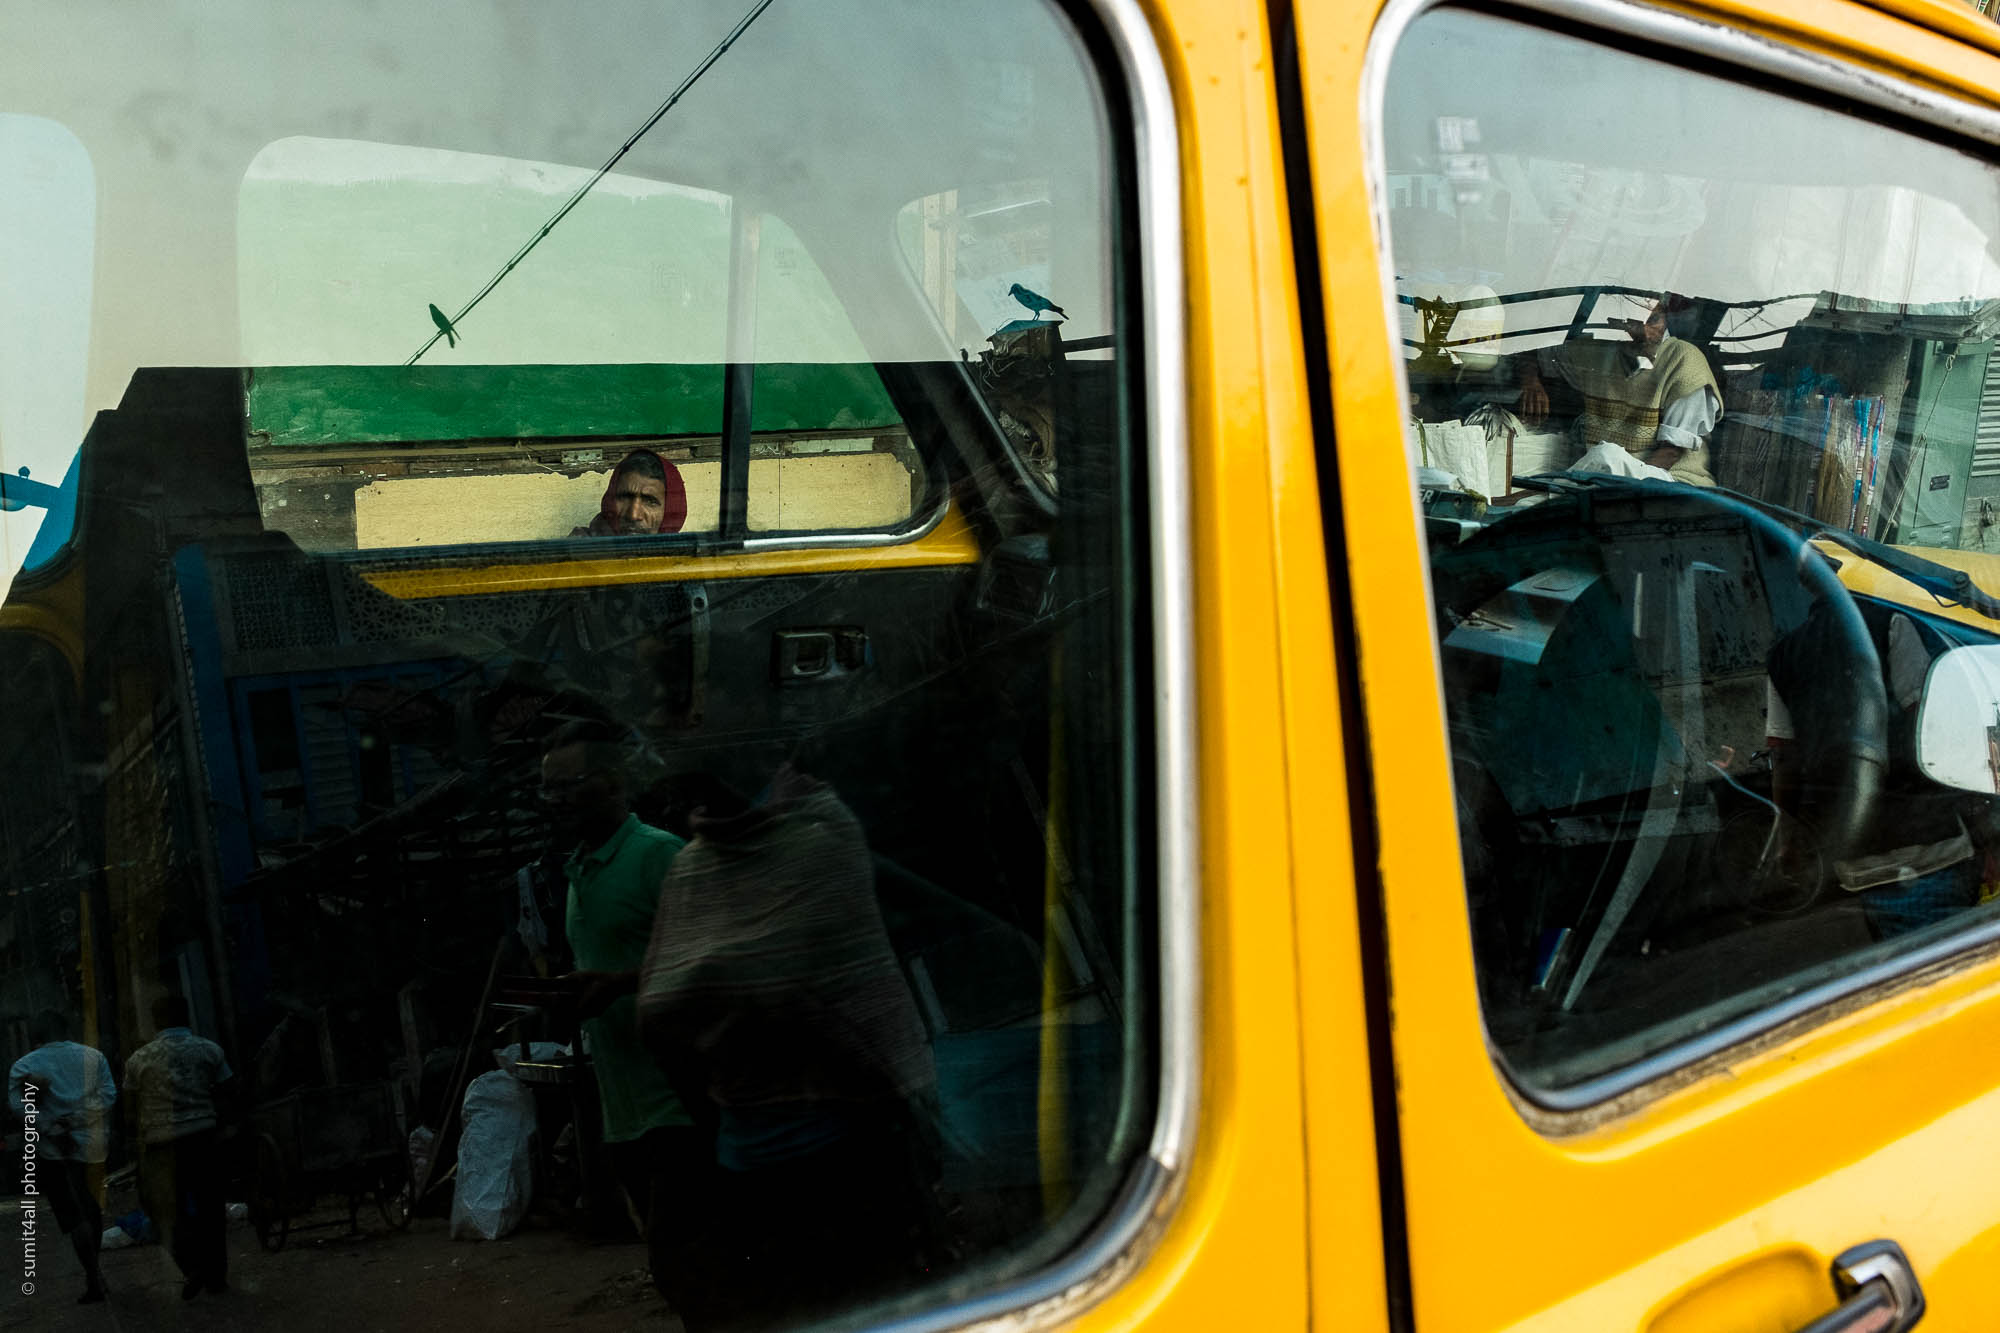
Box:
[7,0,2000,1328]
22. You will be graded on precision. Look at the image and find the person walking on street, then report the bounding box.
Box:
[123,994,235,1300]
[8,1009,116,1303]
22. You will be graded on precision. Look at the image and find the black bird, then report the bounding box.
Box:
[1007,283,1066,320]
[429,303,460,348]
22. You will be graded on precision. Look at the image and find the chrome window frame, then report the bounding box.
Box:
[1360,0,2000,1115]
[865,0,1198,1328]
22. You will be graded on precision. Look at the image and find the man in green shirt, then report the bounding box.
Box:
[541,720,698,1247]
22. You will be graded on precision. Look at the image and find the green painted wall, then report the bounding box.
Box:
[244,362,900,446]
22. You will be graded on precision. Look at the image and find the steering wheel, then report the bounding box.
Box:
[1738,498,1889,866]
[1428,478,1888,1004]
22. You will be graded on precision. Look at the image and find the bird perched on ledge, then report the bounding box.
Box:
[1007,283,1066,321]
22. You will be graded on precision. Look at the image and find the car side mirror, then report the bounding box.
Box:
[1916,643,2000,794]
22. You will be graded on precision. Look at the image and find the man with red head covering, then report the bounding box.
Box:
[571,448,689,536]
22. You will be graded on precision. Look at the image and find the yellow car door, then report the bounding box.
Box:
[1283,0,2000,1328]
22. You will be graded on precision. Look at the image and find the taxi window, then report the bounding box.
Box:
[242,361,922,549]
[234,139,926,552]
[1382,9,2000,1100]
[0,3,1157,1328]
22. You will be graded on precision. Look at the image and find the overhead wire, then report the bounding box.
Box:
[407,0,778,364]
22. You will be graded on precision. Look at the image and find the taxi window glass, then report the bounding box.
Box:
[234,139,923,550]
[1384,9,2000,1098]
[899,177,1102,498]
[240,360,923,549]
[0,2,1149,1327]
[0,114,91,580]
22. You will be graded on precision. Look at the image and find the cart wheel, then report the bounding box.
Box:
[376,1162,413,1231]
[250,1134,290,1253]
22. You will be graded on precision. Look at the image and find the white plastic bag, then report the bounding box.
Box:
[1511,429,1579,479]
[1411,419,1493,497]
[449,1070,537,1240]
[1568,440,1675,482]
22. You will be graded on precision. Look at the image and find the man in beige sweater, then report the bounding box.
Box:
[1518,294,1723,485]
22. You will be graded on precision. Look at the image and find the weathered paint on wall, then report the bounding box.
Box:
[352,451,914,547]
[245,363,900,447]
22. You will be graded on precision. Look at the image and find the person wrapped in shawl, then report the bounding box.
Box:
[571,447,689,535]
[1518,293,1722,485]
[635,765,937,1329]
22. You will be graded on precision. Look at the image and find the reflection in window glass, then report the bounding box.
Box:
[0,2,1147,1327]
[898,178,1103,497]
[1386,10,2000,1097]
[239,362,929,549]
[18,450,80,574]
[0,114,92,596]
[238,138,734,368]
[743,429,927,534]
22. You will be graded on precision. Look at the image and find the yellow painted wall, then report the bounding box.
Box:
[745,453,915,531]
